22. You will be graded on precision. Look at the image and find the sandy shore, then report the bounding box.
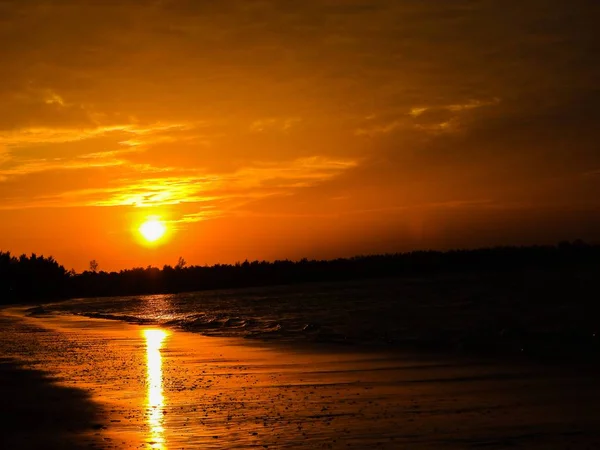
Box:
[1,308,600,449]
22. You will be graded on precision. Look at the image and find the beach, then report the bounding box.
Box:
[1,307,600,449]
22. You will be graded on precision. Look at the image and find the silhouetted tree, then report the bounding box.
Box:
[0,251,68,303]
[2,241,600,303]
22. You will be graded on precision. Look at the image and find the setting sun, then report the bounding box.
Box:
[139,219,166,243]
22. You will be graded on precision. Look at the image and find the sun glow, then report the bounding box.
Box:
[144,329,167,449]
[139,218,166,242]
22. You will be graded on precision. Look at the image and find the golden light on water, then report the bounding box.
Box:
[144,329,167,449]
[139,218,167,243]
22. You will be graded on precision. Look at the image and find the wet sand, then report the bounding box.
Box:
[1,308,600,449]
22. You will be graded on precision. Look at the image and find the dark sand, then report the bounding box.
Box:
[1,307,600,449]
[0,359,106,449]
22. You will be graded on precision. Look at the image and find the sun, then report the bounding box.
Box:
[139,218,166,242]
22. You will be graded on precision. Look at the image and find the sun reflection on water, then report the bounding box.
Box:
[144,329,167,449]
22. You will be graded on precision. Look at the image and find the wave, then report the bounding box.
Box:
[29,278,600,360]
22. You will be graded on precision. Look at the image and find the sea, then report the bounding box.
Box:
[30,273,599,358]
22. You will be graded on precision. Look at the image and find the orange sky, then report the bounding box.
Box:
[1,1,599,271]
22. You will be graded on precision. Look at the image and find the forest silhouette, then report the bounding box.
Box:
[1,241,598,304]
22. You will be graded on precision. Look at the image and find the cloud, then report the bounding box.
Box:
[0,87,95,131]
[354,119,402,137]
[0,154,125,180]
[0,145,9,165]
[175,207,224,224]
[249,117,302,133]
[0,122,195,148]
[0,156,359,218]
[355,98,501,136]
[446,98,500,113]
[232,156,358,189]
[94,156,358,208]
[0,122,200,181]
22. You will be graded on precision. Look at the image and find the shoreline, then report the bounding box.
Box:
[18,302,600,369]
[2,308,600,448]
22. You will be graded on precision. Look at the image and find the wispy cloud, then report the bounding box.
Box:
[446,98,500,112]
[0,122,202,181]
[355,98,501,136]
[92,156,358,208]
[175,207,224,224]
[354,119,402,137]
[0,145,9,165]
[0,155,125,180]
[249,117,302,133]
[0,122,196,148]
[0,156,359,219]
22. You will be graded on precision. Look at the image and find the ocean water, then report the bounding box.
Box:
[32,274,599,357]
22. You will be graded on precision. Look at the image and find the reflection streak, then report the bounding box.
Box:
[144,329,167,449]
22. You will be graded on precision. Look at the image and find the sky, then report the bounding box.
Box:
[1,0,599,271]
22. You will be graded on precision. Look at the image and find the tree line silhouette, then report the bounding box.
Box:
[1,241,598,304]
